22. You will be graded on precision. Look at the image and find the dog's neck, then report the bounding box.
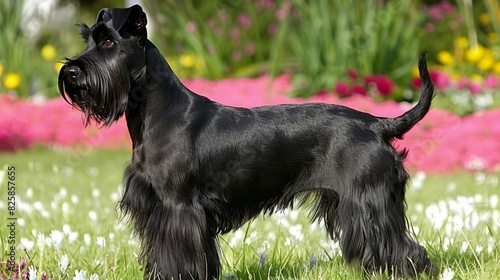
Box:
[125,40,202,148]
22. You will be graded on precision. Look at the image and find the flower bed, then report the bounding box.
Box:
[1,75,499,173]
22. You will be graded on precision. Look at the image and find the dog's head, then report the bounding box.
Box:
[58,5,148,126]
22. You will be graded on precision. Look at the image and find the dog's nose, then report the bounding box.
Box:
[64,65,81,79]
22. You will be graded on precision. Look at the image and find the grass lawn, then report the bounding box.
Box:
[1,148,499,279]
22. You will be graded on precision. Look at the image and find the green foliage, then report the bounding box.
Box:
[1,148,500,279]
[271,0,425,97]
[0,0,66,98]
[0,0,29,95]
[143,0,281,79]
[143,0,424,97]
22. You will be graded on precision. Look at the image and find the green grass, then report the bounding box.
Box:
[0,148,499,279]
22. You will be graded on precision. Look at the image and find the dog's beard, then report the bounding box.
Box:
[58,55,130,126]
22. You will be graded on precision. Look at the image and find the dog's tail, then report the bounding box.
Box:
[378,52,435,140]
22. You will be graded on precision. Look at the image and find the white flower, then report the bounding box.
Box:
[289,224,304,241]
[487,237,495,254]
[29,265,37,280]
[74,270,87,280]
[89,273,99,280]
[37,233,50,248]
[96,236,106,248]
[475,245,483,254]
[26,187,33,198]
[460,241,469,253]
[62,202,70,213]
[71,195,79,204]
[33,201,44,211]
[411,171,426,190]
[20,238,34,250]
[490,195,499,208]
[440,267,454,280]
[50,230,64,249]
[92,188,100,198]
[229,229,244,247]
[84,234,91,246]
[289,210,299,221]
[59,187,68,198]
[68,231,79,243]
[88,211,98,221]
[62,224,79,243]
[59,254,69,273]
[41,210,50,218]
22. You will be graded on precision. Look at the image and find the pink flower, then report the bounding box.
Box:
[347,69,358,80]
[469,82,482,94]
[351,85,367,96]
[411,77,422,88]
[237,13,252,28]
[439,1,455,13]
[364,75,395,96]
[484,74,500,89]
[334,82,350,97]
[186,22,197,33]
[429,70,451,89]
[456,78,470,90]
[428,6,444,22]
[456,78,483,94]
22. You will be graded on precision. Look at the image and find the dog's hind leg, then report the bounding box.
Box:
[319,153,433,277]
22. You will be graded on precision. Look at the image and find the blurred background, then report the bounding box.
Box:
[0,0,499,115]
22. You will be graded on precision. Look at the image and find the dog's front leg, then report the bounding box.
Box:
[142,197,220,280]
[121,169,220,280]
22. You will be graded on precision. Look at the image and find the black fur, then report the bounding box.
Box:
[58,5,436,279]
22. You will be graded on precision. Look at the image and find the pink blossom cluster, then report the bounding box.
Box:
[1,75,500,173]
[334,69,395,97]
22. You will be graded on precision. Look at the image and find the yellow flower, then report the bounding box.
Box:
[41,44,57,61]
[54,61,65,73]
[437,51,455,66]
[411,66,419,78]
[493,62,500,75]
[3,72,21,89]
[465,46,485,63]
[179,54,196,68]
[478,58,494,71]
[454,37,469,49]
[478,51,494,71]
[479,13,490,25]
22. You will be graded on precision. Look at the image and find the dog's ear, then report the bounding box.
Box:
[110,5,148,40]
[96,8,112,23]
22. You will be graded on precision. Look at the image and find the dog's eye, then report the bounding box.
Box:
[103,39,114,48]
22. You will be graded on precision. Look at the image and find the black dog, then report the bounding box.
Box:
[59,5,435,279]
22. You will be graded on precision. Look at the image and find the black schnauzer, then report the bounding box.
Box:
[59,5,435,279]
